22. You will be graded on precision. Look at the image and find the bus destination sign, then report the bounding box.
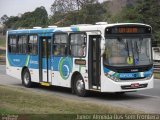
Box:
[118,27,138,33]
[106,26,151,34]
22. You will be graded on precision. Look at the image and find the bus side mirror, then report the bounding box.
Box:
[100,37,105,56]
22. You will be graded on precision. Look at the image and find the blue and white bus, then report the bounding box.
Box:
[6,23,153,96]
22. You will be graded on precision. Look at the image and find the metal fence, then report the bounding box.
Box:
[153,64,160,73]
[0,56,5,64]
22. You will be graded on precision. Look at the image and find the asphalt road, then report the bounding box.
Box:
[0,65,160,114]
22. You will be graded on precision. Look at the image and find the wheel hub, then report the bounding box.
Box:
[24,72,29,85]
[76,79,84,93]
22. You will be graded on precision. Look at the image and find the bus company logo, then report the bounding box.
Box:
[119,73,135,78]
[58,57,73,80]
[30,60,38,64]
[13,59,20,62]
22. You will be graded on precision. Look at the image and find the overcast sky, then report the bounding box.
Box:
[0,0,105,18]
[0,0,54,17]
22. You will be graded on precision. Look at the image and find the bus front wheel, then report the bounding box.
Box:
[22,69,33,88]
[74,75,87,97]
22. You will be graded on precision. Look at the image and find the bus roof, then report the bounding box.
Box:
[7,23,151,35]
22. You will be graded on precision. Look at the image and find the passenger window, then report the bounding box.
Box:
[52,34,68,56]
[28,35,38,55]
[70,33,86,57]
[18,35,27,54]
[8,35,17,53]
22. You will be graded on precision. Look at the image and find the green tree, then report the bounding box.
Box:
[78,2,106,24]
[32,6,48,27]
[110,0,160,40]
[2,6,48,29]
[0,15,9,24]
[50,0,78,26]
[49,0,108,26]
[4,16,20,29]
[51,0,77,15]
[136,0,160,40]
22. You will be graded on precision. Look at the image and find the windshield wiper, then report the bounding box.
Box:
[126,40,133,57]
[135,41,140,60]
[126,41,130,57]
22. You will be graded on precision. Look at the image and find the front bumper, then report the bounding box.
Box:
[101,75,154,92]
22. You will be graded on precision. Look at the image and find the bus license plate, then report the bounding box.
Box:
[131,83,140,88]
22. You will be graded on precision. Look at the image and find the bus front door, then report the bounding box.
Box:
[88,35,101,89]
[39,37,51,83]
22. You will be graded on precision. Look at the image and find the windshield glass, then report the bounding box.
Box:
[103,37,152,66]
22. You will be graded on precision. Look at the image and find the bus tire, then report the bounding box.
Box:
[22,69,33,88]
[74,75,87,97]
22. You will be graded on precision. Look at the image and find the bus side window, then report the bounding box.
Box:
[8,36,11,53]
[28,35,38,55]
[52,33,68,56]
[70,33,86,57]
[18,35,27,54]
[48,39,51,58]
[28,43,31,53]
[8,35,17,53]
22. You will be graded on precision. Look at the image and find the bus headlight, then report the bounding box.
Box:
[145,74,153,80]
[105,73,120,82]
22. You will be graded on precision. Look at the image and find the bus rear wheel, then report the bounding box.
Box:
[74,75,87,97]
[22,69,33,88]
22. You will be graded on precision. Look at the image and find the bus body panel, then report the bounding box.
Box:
[101,75,153,92]
[6,66,22,80]
[6,23,153,93]
[51,56,89,89]
[51,56,73,88]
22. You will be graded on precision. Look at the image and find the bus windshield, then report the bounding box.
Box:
[104,37,152,66]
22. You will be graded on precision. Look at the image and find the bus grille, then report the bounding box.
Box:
[121,83,148,89]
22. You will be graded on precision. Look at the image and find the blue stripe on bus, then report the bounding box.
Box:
[8,26,79,35]
[8,54,39,68]
[71,27,80,32]
[28,55,39,69]
[8,54,29,67]
[8,29,55,34]
[8,53,73,72]
[103,67,153,79]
